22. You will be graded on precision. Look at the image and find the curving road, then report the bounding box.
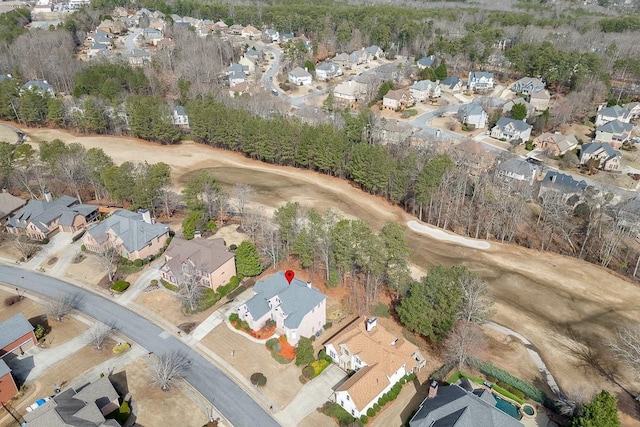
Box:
[0,265,279,427]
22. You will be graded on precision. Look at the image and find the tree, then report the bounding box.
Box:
[571,390,620,427]
[13,235,39,261]
[45,293,80,322]
[610,324,640,381]
[235,241,262,277]
[444,322,485,370]
[295,337,315,366]
[182,170,223,222]
[379,222,412,295]
[397,265,466,342]
[231,184,254,225]
[126,96,180,144]
[95,245,119,283]
[0,141,15,187]
[182,210,206,240]
[87,322,113,350]
[175,274,205,312]
[458,273,494,324]
[151,352,190,391]
[510,103,528,121]
[274,202,301,255]
[85,147,114,201]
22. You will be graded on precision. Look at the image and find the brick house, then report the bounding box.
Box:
[0,360,17,404]
[383,90,414,111]
[0,313,36,358]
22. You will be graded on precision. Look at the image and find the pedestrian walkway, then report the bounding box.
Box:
[66,345,147,391]
[189,288,253,342]
[25,233,72,271]
[118,261,162,306]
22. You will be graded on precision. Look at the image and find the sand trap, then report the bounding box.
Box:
[407,220,491,250]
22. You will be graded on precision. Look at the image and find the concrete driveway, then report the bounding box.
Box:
[25,233,73,271]
[275,364,347,427]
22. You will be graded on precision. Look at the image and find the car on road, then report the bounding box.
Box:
[271,89,278,96]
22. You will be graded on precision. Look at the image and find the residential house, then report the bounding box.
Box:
[410,80,441,102]
[239,55,256,74]
[171,106,189,128]
[228,24,243,35]
[373,120,415,145]
[0,313,37,358]
[213,20,228,31]
[511,77,545,95]
[365,45,384,59]
[502,98,534,119]
[594,119,634,148]
[236,271,326,345]
[495,157,540,185]
[160,237,235,291]
[229,82,250,97]
[595,105,632,127]
[624,101,640,120]
[229,70,247,87]
[280,33,295,42]
[416,55,436,70]
[375,62,403,82]
[409,382,523,427]
[349,49,371,66]
[82,209,169,261]
[618,194,640,240]
[580,142,622,172]
[263,28,279,43]
[0,192,26,225]
[491,117,532,142]
[241,25,262,39]
[439,76,463,94]
[333,53,351,69]
[325,317,426,419]
[87,43,109,59]
[538,171,587,205]
[0,360,17,404]
[142,27,163,46]
[452,140,496,175]
[244,48,263,63]
[6,193,98,240]
[315,62,342,81]
[532,132,578,156]
[22,80,54,97]
[333,80,367,106]
[383,90,414,111]
[457,103,488,129]
[288,67,313,85]
[126,49,151,67]
[23,376,121,426]
[468,71,494,91]
[529,90,551,111]
[87,30,112,47]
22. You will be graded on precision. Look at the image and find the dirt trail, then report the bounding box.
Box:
[23,126,640,419]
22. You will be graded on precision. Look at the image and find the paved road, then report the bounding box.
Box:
[0,265,280,427]
[124,28,142,51]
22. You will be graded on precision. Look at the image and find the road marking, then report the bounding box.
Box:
[159,331,170,339]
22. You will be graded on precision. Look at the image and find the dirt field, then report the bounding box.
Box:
[202,324,303,409]
[64,253,105,286]
[120,358,208,427]
[0,289,87,348]
[134,288,214,327]
[20,125,640,421]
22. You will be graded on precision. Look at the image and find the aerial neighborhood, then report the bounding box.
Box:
[0,0,640,426]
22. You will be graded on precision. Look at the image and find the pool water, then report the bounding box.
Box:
[523,405,535,416]
[494,395,523,420]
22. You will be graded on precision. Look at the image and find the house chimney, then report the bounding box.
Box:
[1,186,7,193]
[550,174,556,183]
[194,230,202,239]
[44,189,52,202]
[137,208,151,224]
[365,317,377,332]
[428,380,438,398]
[306,280,312,288]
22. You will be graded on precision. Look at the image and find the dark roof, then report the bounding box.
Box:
[497,157,539,178]
[540,171,587,193]
[0,359,11,377]
[409,385,523,427]
[495,117,531,132]
[596,119,633,134]
[6,196,96,232]
[417,55,436,67]
[580,142,621,159]
[0,313,34,350]
[86,210,168,253]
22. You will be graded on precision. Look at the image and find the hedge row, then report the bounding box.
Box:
[467,358,547,403]
[447,371,525,405]
[361,373,415,423]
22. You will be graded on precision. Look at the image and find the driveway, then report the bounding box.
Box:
[117,260,162,306]
[0,265,279,427]
[25,233,73,270]
[275,364,347,427]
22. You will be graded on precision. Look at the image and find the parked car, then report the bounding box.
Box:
[271,89,278,96]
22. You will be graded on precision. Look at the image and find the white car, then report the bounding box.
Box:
[26,397,50,412]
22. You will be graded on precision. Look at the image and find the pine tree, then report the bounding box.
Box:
[235,241,262,277]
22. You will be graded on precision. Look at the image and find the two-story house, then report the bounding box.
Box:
[21,80,55,97]
[241,25,262,39]
[529,89,551,111]
[410,80,441,102]
[490,117,532,142]
[325,317,426,419]
[0,192,26,226]
[538,171,588,206]
[333,53,351,69]
[532,132,578,156]
[171,106,189,128]
[383,89,414,111]
[624,101,640,120]
[263,28,280,43]
[365,45,384,59]
[82,209,169,261]
[160,237,235,291]
[495,157,540,185]
[236,271,326,345]
[511,77,545,95]
[439,76,463,94]
[579,142,622,172]
[416,55,437,70]
[467,71,494,92]
[594,119,634,148]
[333,80,367,106]
[595,105,632,127]
[288,67,313,85]
[457,103,488,129]
[315,62,342,81]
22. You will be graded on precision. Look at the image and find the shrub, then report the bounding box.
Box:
[467,358,547,403]
[41,238,49,244]
[229,313,239,322]
[318,349,326,359]
[373,403,381,412]
[295,337,315,366]
[302,365,315,380]
[271,353,292,364]
[111,280,130,292]
[318,402,356,424]
[323,322,333,329]
[265,338,279,351]
[34,324,45,340]
[360,415,368,424]
[250,372,267,387]
[229,244,237,251]
[81,244,86,251]
[112,342,131,354]
[160,279,178,292]
[367,408,375,417]
[310,358,330,376]
[4,296,21,306]
[133,259,143,267]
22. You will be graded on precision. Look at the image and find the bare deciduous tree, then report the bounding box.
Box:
[444,322,485,371]
[175,273,205,312]
[45,293,80,322]
[458,273,494,324]
[610,324,640,381]
[151,352,190,391]
[232,184,254,226]
[95,246,119,283]
[87,322,113,350]
[13,235,39,261]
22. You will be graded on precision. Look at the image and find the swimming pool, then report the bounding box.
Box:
[494,394,523,420]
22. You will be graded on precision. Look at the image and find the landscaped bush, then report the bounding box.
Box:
[34,324,45,340]
[229,244,237,251]
[323,322,333,329]
[229,313,239,322]
[250,372,267,387]
[360,415,368,424]
[302,365,315,380]
[160,279,178,291]
[265,337,279,351]
[318,402,356,425]
[111,280,130,292]
[4,296,21,306]
[431,363,454,382]
[373,403,381,412]
[133,259,143,267]
[81,244,86,251]
[310,358,330,376]
[271,353,292,364]
[467,358,547,403]
[367,407,375,417]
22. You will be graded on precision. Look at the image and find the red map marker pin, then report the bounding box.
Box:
[284,270,295,284]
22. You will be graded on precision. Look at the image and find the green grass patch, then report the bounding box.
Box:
[160,278,178,292]
[448,371,525,405]
[117,263,143,275]
[111,280,130,292]
[372,303,390,318]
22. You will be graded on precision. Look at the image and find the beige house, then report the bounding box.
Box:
[333,80,367,106]
[325,317,426,418]
[160,237,236,291]
[241,25,262,39]
[594,119,634,148]
[532,132,578,156]
[82,209,169,261]
[382,90,414,111]
[6,193,98,240]
[0,192,26,225]
[529,89,551,111]
[580,142,622,172]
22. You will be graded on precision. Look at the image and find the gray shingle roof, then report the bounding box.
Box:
[0,193,26,219]
[245,271,326,328]
[417,55,436,67]
[470,71,493,80]
[497,157,539,177]
[162,237,234,278]
[7,196,96,232]
[174,105,187,116]
[23,80,53,93]
[458,103,485,116]
[581,142,620,158]
[0,313,34,350]
[0,359,11,378]
[495,117,531,132]
[598,105,630,119]
[411,80,437,91]
[409,385,523,427]
[86,210,168,253]
[289,67,311,78]
[596,119,633,134]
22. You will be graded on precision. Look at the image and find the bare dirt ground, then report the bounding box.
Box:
[121,358,208,427]
[212,224,249,247]
[20,126,640,422]
[202,324,303,409]
[64,254,105,286]
[134,289,213,327]
[0,289,87,348]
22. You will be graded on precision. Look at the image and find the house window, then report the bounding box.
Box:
[346,395,350,401]
[330,350,336,359]
[340,401,343,406]
[351,410,355,416]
